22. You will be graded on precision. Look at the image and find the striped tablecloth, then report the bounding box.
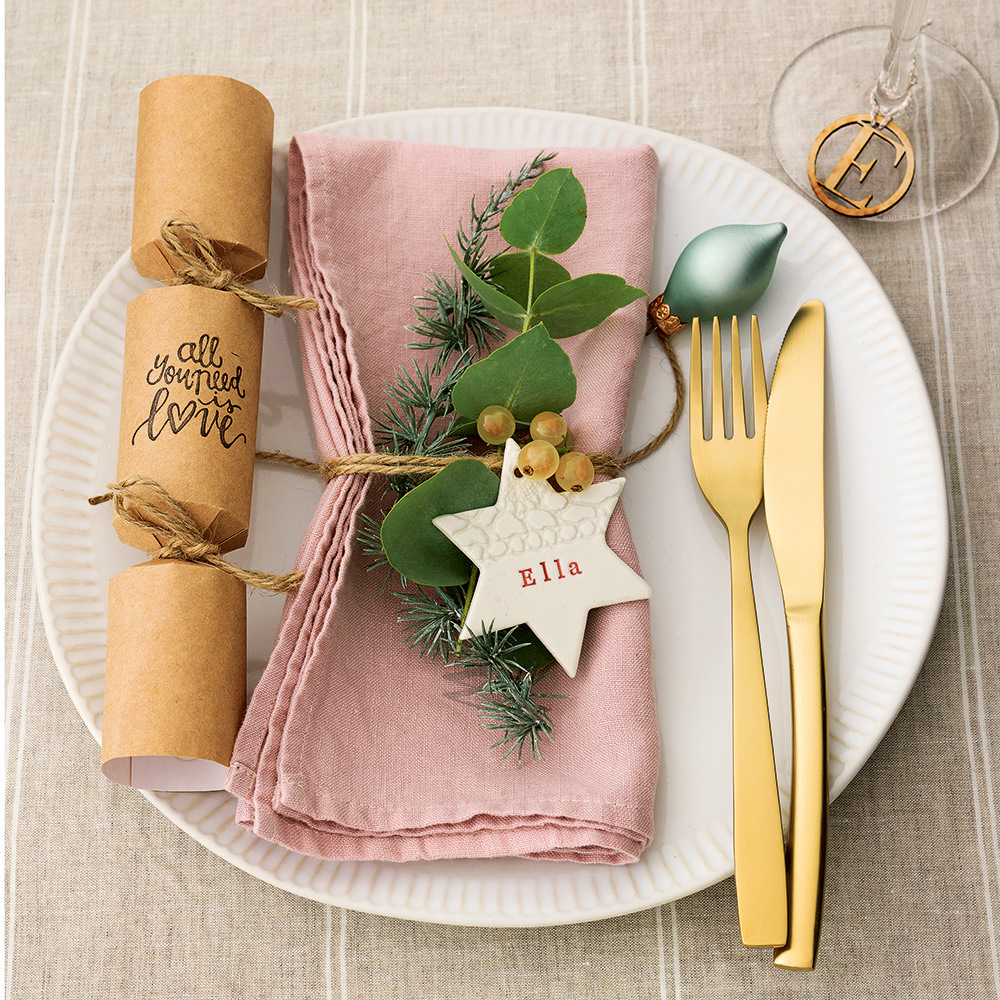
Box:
[6,1,999,996]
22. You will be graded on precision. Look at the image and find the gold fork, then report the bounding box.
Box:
[690,315,787,947]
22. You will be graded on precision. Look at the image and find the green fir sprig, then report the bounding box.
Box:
[394,586,561,762]
[355,509,395,587]
[372,349,473,496]
[395,585,464,661]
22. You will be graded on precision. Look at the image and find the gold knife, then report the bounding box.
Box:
[763,300,827,969]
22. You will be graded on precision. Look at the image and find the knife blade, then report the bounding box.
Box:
[763,300,827,970]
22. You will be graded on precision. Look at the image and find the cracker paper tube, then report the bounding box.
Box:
[101,559,247,791]
[115,284,263,553]
[131,75,274,281]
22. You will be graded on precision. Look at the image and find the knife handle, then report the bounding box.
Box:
[729,526,788,947]
[774,608,828,969]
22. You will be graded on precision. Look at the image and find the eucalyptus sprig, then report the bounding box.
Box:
[406,151,557,366]
[448,168,644,340]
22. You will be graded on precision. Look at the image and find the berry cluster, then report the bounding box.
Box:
[476,405,595,493]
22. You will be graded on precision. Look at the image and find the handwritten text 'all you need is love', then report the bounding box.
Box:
[132,334,248,449]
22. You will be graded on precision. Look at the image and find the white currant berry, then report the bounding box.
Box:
[517,440,559,480]
[477,404,516,445]
[555,452,595,493]
[529,410,567,446]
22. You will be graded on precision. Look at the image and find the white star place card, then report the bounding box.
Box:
[433,439,652,677]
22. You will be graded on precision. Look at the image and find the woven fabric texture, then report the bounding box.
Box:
[6,0,999,996]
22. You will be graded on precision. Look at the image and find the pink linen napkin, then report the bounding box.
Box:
[227,136,661,863]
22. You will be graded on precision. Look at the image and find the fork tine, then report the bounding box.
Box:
[690,317,704,443]
[731,316,745,438]
[711,316,724,440]
[750,315,766,437]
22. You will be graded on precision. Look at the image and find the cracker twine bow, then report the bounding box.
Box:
[89,296,685,594]
[158,218,317,316]
[89,476,304,593]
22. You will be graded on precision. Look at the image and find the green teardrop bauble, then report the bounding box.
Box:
[662,222,787,324]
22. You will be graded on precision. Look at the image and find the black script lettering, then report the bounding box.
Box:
[177,335,224,368]
[198,407,247,448]
[229,364,245,399]
[202,393,244,416]
[132,387,247,449]
[147,354,169,386]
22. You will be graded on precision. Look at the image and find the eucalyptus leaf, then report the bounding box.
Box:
[489,251,571,308]
[531,273,646,339]
[448,242,526,331]
[499,168,587,255]
[381,460,500,586]
[451,324,577,422]
[449,418,480,438]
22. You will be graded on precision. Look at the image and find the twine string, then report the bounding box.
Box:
[89,476,303,594]
[92,301,684,593]
[257,314,684,485]
[159,218,317,317]
[255,449,627,481]
[619,318,685,466]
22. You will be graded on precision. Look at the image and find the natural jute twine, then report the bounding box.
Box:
[256,447,625,481]
[91,476,305,593]
[159,218,318,317]
[90,272,685,593]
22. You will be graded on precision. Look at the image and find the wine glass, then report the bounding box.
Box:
[769,0,998,221]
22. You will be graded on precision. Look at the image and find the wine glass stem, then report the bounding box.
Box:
[874,0,928,113]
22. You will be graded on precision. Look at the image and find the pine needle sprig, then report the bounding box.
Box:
[408,273,498,366]
[395,586,465,660]
[374,350,473,449]
[355,509,399,591]
[457,150,557,271]
[373,348,474,495]
[452,625,559,762]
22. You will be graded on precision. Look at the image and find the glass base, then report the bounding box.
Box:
[770,27,998,222]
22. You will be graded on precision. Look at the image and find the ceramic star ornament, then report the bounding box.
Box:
[433,439,652,678]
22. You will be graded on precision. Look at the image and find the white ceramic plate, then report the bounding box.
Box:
[34,108,948,927]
